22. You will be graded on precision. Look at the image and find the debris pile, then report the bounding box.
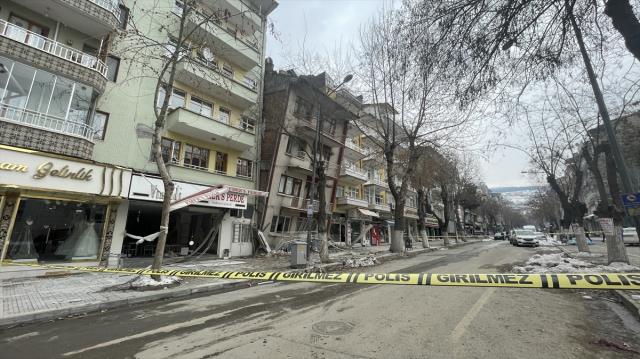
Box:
[342,255,378,268]
[513,252,640,273]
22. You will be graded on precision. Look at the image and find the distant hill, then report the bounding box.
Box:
[489,186,545,193]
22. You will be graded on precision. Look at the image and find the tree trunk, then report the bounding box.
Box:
[605,0,640,62]
[443,232,450,246]
[573,224,590,253]
[606,225,630,264]
[420,229,429,248]
[317,161,329,263]
[417,189,429,248]
[390,206,405,253]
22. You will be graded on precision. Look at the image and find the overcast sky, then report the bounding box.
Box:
[265,0,541,189]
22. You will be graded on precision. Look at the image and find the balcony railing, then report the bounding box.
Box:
[340,164,368,180]
[366,175,388,188]
[344,138,365,154]
[90,0,122,19]
[0,19,108,78]
[0,103,94,141]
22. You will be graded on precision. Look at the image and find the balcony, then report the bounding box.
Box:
[166,108,254,151]
[0,19,107,92]
[295,116,344,147]
[286,151,312,172]
[343,138,366,159]
[175,61,257,110]
[185,8,261,70]
[17,0,119,37]
[339,164,368,183]
[368,201,391,213]
[280,196,333,214]
[166,163,255,187]
[365,175,389,188]
[336,196,369,208]
[211,0,262,28]
[0,103,94,141]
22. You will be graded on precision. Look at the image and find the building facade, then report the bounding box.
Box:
[0,0,277,272]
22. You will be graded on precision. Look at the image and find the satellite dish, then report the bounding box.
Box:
[202,47,214,62]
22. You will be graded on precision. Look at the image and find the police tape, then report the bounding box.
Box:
[4,262,640,290]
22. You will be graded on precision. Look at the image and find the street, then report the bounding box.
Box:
[2,241,640,359]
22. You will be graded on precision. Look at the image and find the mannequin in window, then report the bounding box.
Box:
[8,218,38,260]
[69,209,100,258]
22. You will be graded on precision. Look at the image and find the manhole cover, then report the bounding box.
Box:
[312,321,354,335]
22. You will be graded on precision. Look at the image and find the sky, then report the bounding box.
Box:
[265,0,539,189]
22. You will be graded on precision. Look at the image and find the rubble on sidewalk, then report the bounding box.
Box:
[513,252,640,274]
[342,255,378,268]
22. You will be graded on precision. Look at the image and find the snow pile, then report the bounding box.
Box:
[342,255,378,268]
[538,238,562,246]
[131,275,182,289]
[513,253,640,273]
[481,238,493,242]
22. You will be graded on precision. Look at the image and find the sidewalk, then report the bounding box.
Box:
[0,238,483,328]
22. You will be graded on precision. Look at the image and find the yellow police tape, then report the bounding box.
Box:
[4,262,640,290]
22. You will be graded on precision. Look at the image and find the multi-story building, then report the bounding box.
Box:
[0,0,130,272]
[259,63,354,248]
[0,0,277,272]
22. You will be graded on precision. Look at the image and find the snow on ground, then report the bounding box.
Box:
[512,252,640,273]
[130,275,182,288]
[538,238,562,246]
[342,255,378,268]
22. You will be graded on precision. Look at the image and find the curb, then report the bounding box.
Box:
[0,239,484,329]
[553,245,640,320]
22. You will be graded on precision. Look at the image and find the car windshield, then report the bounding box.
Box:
[515,230,535,236]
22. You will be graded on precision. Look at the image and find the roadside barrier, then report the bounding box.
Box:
[3,262,640,290]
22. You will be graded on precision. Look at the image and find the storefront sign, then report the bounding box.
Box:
[0,147,131,197]
[128,174,248,210]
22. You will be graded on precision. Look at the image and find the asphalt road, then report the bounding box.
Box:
[2,241,640,359]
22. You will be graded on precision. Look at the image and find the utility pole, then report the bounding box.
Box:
[306,74,353,262]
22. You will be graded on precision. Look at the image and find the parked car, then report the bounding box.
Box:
[533,231,546,242]
[511,229,539,247]
[493,232,505,240]
[623,227,639,246]
[523,225,537,231]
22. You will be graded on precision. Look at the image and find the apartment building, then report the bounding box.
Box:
[0,0,130,270]
[259,62,355,248]
[0,0,277,270]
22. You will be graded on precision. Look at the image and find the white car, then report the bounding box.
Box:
[533,231,546,241]
[623,227,639,246]
[513,229,540,247]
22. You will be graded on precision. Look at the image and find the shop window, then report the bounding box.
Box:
[189,96,213,117]
[7,198,106,261]
[184,144,209,169]
[236,158,252,178]
[219,107,231,124]
[270,215,291,233]
[278,175,302,196]
[215,152,228,174]
[232,223,252,243]
[160,137,181,163]
[92,111,109,140]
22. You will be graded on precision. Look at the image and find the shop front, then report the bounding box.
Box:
[0,146,132,268]
[124,174,254,259]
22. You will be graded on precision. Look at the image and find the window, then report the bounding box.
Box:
[270,216,291,233]
[165,38,189,60]
[183,144,209,169]
[286,137,306,157]
[219,107,231,124]
[172,0,184,16]
[160,138,181,163]
[169,88,186,108]
[321,145,332,162]
[233,223,252,243]
[118,4,129,29]
[92,111,109,140]
[293,97,312,119]
[106,56,120,82]
[241,116,255,132]
[189,96,213,117]
[237,158,252,178]
[278,175,302,196]
[243,76,256,90]
[215,152,228,174]
[222,63,234,78]
[324,117,337,135]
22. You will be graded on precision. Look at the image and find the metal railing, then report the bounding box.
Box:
[344,138,365,153]
[89,0,122,19]
[0,19,108,79]
[340,164,368,179]
[0,103,94,141]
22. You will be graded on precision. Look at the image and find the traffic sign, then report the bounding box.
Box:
[621,192,640,216]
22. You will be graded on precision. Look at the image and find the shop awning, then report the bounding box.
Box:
[358,208,379,217]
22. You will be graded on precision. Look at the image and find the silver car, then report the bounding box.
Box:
[623,227,639,246]
[513,229,540,247]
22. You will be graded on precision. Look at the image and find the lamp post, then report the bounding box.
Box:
[306,74,353,262]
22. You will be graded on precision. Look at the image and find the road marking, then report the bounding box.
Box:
[3,331,39,343]
[61,305,269,357]
[450,287,496,341]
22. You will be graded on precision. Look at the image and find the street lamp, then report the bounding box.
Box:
[306,74,353,262]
